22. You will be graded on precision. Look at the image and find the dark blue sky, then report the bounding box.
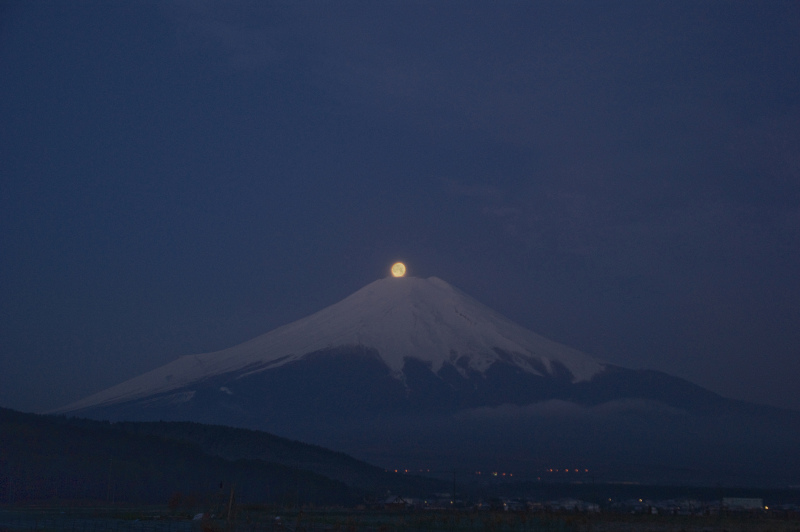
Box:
[2,1,799,413]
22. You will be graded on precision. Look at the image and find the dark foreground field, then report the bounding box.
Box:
[2,506,799,532]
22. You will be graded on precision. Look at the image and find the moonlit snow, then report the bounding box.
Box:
[60,276,604,412]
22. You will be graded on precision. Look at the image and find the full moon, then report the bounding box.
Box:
[391,262,406,277]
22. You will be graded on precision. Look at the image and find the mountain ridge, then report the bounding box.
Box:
[0,406,446,504]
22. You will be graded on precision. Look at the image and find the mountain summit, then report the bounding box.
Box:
[59,275,800,486]
[62,276,602,412]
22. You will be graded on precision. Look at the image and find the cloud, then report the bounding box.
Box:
[456,399,687,422]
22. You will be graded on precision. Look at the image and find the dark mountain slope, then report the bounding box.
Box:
[113,420,443,494]
[0,408,441,505]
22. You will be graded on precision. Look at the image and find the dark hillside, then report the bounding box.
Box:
[0,408,362,505]
[113,420,444,494]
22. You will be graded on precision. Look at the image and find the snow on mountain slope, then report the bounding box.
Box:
[59,276,603,412]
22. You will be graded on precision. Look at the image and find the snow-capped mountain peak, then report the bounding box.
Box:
[60,276,603,411]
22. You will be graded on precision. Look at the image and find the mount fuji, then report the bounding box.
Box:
[59,276,800,486]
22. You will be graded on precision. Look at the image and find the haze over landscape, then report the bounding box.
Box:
[2,0,800,481]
